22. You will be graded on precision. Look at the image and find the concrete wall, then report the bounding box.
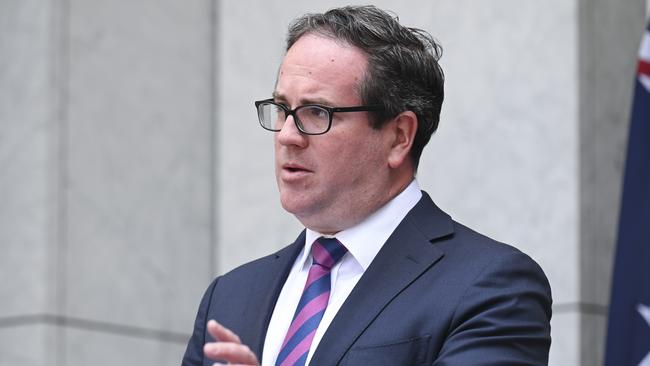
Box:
[1,0,214,364]
[1,0,646,365]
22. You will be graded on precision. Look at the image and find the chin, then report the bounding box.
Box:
[279,193,324,226]
[279,192,310,217]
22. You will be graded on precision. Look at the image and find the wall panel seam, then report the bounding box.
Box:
[0,314,189,344]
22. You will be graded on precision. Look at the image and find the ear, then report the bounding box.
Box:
[387,111,418,169]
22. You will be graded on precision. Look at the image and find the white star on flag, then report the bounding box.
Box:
[637,303,650,366]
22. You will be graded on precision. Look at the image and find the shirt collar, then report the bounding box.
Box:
[302,179,422,271]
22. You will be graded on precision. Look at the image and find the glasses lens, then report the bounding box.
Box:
[295,106,330,134]
[258,102,285,131]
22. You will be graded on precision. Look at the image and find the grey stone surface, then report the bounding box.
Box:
[549,310,580,366]
[0,323,58,366]
[0,116,56,318]
[0,122,55,317]
[0,0,60,317]
[62,0,214,333]
[64,327,187,366]
[581,312,608,366]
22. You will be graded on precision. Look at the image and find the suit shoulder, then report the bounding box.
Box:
[433,219,551,295]
[412,193,541,268]
[448,220,541,264]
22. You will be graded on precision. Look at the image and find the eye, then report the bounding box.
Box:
[308,106,329,119]
[274,109,285,120]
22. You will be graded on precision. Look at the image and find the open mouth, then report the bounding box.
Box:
[282,164,312,176]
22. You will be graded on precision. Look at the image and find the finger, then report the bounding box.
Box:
[204,342,259,365]
[206,319,241,343]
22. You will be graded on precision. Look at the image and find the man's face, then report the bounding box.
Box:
[273,34,395,234]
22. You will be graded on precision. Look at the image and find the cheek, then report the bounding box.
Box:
[322,135,386,179]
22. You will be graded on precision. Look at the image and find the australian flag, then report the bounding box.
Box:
[604,20,650,366]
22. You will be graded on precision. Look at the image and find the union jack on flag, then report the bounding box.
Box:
[639,23,650,91]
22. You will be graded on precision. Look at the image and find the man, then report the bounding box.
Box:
[183,5,552,366]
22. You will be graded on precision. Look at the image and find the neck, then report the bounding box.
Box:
[301,169,415,235]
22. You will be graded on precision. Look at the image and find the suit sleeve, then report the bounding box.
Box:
[181,276,220,366]
[433,251,552,366]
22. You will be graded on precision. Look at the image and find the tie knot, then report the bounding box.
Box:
[311,237,347,269]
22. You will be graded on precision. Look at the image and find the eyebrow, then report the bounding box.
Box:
[271,92,334,107]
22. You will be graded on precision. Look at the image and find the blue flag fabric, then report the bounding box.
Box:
[604,20,650,366]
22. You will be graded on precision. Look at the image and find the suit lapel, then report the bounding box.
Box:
[309,192,454,365]
[248,231,305,358]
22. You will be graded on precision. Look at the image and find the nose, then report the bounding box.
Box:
[277,115,308,148]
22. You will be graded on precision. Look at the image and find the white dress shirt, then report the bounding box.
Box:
[261,179,422,366]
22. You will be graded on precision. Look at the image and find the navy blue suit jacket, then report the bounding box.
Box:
[182,192,552,365]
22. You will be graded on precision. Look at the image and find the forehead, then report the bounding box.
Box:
[275,34,368,104]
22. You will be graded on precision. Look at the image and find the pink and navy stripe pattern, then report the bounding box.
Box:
[275,237,347,366]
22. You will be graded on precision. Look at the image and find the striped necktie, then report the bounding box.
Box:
[275,237,348,366]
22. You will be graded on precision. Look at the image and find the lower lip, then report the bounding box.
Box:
[281,168,312,181]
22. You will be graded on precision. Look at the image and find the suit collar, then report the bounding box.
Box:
[310,192,454,365]
[407,191,455,240]
[250,231,305,358]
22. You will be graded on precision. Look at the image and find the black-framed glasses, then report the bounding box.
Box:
[254,98,384,135]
